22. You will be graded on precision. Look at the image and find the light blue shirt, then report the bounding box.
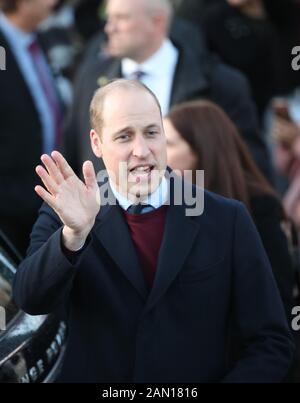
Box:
[109,176,169,211]
[0,13,56,153]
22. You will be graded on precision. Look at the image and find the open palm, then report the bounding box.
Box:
[35,151,100,234]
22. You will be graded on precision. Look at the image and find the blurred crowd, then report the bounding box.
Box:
[0,0,300,381]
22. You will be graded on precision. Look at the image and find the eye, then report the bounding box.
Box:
[116,133,131,142]
[147,130,158,136]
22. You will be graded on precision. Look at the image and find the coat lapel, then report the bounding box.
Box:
[145,202,200,312]
[145,173,202,312]
[95,57,122,84]
[92,194,149,301]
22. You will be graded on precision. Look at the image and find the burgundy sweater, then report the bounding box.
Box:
[123,205,168,287]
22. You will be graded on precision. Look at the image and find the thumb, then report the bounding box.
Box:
[82,160,97,189]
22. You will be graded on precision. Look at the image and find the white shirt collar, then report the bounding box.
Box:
[0,12,35,48]
[122,38,177,79]
[109,175,169,211]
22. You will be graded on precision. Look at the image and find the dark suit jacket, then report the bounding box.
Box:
[0,30,43,219]
[13,177,294,382]
[63,19,272,181]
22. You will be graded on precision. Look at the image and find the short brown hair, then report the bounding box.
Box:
[0,0,21,13]
[90,79,162,139]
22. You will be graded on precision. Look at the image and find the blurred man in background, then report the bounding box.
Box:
[63,0,272,182]
[0,0,64,255]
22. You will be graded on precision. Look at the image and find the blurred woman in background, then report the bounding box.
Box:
[164,100,297,319]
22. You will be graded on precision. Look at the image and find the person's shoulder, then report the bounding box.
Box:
[210,57,250,93]
[170,17,206,55]
[169,171,243,223]
[171,172,241,211]
[182,185,247,237]
[188,183,243,221]
[203,188,242,213]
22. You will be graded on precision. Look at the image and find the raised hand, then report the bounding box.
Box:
[35,151,100,250]
[271,116,300,149]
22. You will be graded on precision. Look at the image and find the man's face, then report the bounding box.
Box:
[91,88,167,201]
[104,0,156,61]
[22,0,57,28]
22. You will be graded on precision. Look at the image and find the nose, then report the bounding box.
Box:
[132,136,151,159]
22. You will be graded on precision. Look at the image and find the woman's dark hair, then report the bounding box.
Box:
[0,0,20,13]
[167,100,275,208]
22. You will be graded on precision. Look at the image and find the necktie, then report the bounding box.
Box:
[27,40,62,149]
[131,70,146,81]
[127,203,155,214]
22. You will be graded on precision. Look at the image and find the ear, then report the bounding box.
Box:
[152,13,167,31]
[90,129,102,158]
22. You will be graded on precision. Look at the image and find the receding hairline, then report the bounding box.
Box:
[90,79,163,136]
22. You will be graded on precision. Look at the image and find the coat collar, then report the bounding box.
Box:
[93,201,150,301]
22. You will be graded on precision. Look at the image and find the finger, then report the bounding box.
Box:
[82,160,97,189]
[51,151,75,180]
[34,185,56,208]
[41,154,64,185]
[36,165,59,195]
